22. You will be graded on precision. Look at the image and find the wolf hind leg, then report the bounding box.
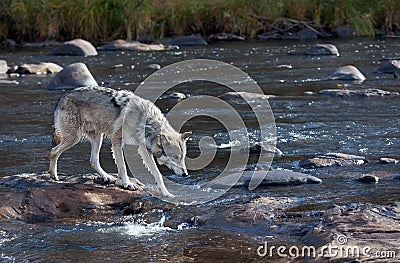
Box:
[49,133,80,180]
[138,145,174,198]
[88,133,116,184]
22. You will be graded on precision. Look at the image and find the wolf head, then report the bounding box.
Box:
[153,131,192,177]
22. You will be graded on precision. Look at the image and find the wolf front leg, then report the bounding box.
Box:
[138,145,175,198]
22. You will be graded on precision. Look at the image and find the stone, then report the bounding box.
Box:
[48,62,98,90]
[319,88,399,97]
[357,174,379,183]
[16,62,63,74]
[21,41,60,48]
[147,63,161,70]
[208,33,245,41]
[98,39,178,51]
[110,64,124,69]
[257,33,282,40]
[395,68,400,78]
[327,65,366,81]
[303,203,400,259]
[335,24,355,38]
[158,34,207,46]
[379,157,398,164]
[0,60,8,74]
[299,152,367,169]
[376,60,400,73]
[219,91,276,104]
[305,44,339,56]
[210,169,322,188]
[161,92,187,101]
[0,173,150,223]
[48,38,98,56]
[297,29,318,40]
[249,143,283,157]
[1,39,17,48]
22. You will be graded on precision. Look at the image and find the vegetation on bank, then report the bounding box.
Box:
[0,0,399,43]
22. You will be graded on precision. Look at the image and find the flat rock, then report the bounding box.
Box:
[376,59,400,73]
[0,173,152,223]
[0,60,8,74]
[327,65,366,81]
[249,143,283,157]
[98,39,178,51]
[306,44,339,56]
[357,174,379,183]
[48,39,98,56]
[48,62,98,90]
[379,157,398,164]
[16,62,63,74]
[219,91,276,104]
[211,169,322,188]
[160,92,187,101]
[319,88,399,97]
[158,34,207,46]
[303,202,400,260]
[208,33,245,41]
[299,152,367,169]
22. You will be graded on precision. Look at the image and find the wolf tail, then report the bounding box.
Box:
[52,128,62,147]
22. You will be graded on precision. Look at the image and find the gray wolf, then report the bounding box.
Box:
[49,86,191,197]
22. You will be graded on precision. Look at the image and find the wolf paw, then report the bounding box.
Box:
[102,174,117,184]
[123,182,138,191]
[161,190,175,198]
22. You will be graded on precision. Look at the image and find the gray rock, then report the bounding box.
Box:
[299,152,367,169]
[357,174,379,183]
[161,92,187,101]
[327,65,366,81]
[319,88,399,97]
[16,62,63,74]
[379,157,398,164]
[158,34,207,46]
[208,33,245,41]
[0,173,150,223]
[249,143,283,157]
[48,38,98,56]
[395,68,400,78]
[147,63,161,70]
[376,59,400,73]
[306,44,339,56]
[98,39,178,51]
[257,32,282,40]
[0,60,8,74]
[219,91,276,104]
[48,62,98,90]
[211,169,322,188]
[303,203,400,259]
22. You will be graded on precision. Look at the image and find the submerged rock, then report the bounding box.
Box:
[376,59,400,73]
[303,203,400,260]
[379,157,398,164]
[0,173,150,223]
[219,91,275,104]
[48,62,98,90]
[158,34,207,46]
[147,63,161,70]
[161,92,187,101]
[357,174,379,183]
[299,152,367,169]
[305,44,339,56]
[211,169,322,188]
[0,60,8,74]
[48,39,98,56]
[208,33,245,41]
[327,65,366,81]
[98,39,178,51]
[319,88,399,97]
[16,62,63,74]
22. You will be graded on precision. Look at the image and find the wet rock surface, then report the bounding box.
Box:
[299,152,367,169]
[376,59,400,73]
[15,62,63,74]
[219,91,276,104]
[48,62,98,90]
[98,39,178,51]
[306,44,339,56]
[158,34,208,46]
[0,60,8,74]
[48,39,98,56]
[327,65,366,81]
[319,88,399,97]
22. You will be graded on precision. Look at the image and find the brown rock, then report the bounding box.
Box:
[48,39,98,56]
[299,152,367,169]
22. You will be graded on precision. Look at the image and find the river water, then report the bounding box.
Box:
[0,39,399,262]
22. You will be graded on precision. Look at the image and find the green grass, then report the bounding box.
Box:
[0,0,399,43]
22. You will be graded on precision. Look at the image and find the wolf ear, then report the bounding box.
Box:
[181,131,192,140]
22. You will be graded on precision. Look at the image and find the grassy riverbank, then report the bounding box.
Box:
[1,0,399,43]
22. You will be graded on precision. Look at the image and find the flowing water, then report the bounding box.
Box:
[0,39,399,262]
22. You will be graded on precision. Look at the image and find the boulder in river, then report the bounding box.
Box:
[0,60,8,74]
[48,62,98,90]
[303,202,400,260]
[48,39,98,56]
[158,34,207,46]
[16,62,63,74]
[305,44,339,56]
[0,173,150,223]
[219,91,276,104]
[208,33,246,41]
[210,169,322,188]
[98,39,178,51]
[379,157,398,164]
[327,65,366,81]
[299,152,367,169]
[319,88,399,97]
[357,174,379,183]
[376,59,400,73]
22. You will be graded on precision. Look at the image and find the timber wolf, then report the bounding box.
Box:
[49,86,191,197]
